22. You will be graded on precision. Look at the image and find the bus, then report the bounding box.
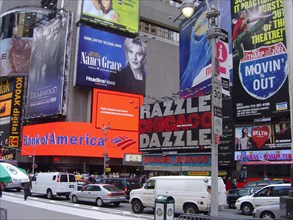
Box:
[237,161,292,188]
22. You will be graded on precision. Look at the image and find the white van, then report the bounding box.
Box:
[129,176,227,214]
[31,172,77,199]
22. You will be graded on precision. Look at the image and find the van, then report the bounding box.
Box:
[129,176,227,214]
[31,172,77,199]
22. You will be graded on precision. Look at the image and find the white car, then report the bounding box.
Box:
[235,184,290,215]
[252,204,280,219]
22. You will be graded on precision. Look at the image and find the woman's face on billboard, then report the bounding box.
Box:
[102,0,111,10]
[127,44,144,71]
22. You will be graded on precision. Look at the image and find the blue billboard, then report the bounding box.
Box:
[75,25,147,95]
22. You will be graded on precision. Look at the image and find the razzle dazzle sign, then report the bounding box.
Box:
[231,0,290,122]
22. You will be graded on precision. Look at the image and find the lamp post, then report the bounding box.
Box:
[181,0,221,217]
[101,123,111,176]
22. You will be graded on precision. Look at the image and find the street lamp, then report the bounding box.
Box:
[181,0,221,217]
[101,123,111,176]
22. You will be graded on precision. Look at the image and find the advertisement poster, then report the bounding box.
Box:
[180,0,232,97]
[75,25,147,95]
[0,38,32,77]
[139,95,212,152]
[235,123,291,151]
[81,0,139,34]
[25,13,72,119]
[231,0,290,122]
[0,77,25,158]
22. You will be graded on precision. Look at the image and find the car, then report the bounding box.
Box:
[243,179,284,188]
[69,183,127,207]
[253,204,280,219]
[77,179,91,190]
[99,178,141,199]
[235,184,291,215]
[227,186,263,208]
[2,182,21,192]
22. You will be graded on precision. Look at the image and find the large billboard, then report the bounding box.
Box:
[231,0,290,122]
[75,25,147,95]
[0,77,25,158]
[92,89,143,132]
[139,95,212,152]
[25,12,72,119]
[180,0,232,97]
[81,0,140,34]
[21,122,140,158]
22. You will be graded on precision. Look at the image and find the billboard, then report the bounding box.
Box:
[25,12,72,119]
[0,38,32,77]
[235,123,291,151]
[92,89,143,131]
[81,0,139,34]
[0,77,25,153]
[21,122,140,158]
[139,95,212,152]
[231,0,290,121]
[180,0,232,97]
[75,25,147,95]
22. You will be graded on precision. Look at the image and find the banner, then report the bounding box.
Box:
[25,12,72,118]
[81,0,139,34]
[180,0,232,97]
[231,0,290,121]
[75,25,147,95]
[139,95,212,152]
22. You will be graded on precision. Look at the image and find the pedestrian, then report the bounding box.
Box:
[0,182,3,198]
[206,185,211,215]
[232,179,237,189]
[23,181,31,201]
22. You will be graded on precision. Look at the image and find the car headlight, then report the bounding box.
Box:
[236,199,240,203]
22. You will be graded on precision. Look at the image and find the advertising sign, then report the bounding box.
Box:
[235,149,291,161]
[231,0,290,121]
[21,122,140,158]
[139,95,212,152]
[26,12,72,119]
[92,89,142,131]
[0,38,32,77]
[81,0,140,34]
[235,123,291,151]
[75,25,147,95]
[0,77,25,158]
[180,0,232,97]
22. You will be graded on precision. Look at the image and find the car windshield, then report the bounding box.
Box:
[103,185,122,192]
[127,180,140,189]
[238,188,255,196]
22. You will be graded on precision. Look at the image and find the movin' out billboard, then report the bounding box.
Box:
[81,0,139,34]
[231,0,290,122]
[25,12,72,119]
[180,0,232,98]
[75,25,147,95]
[139,95,212,152]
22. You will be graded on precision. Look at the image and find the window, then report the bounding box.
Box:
[145,180,155,189]
[60,175,68,182]
[69,175,76,182]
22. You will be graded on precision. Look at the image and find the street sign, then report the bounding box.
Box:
[212,78,222,107]
[214,116,222,135]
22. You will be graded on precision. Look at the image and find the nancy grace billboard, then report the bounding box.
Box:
[180,0,232,98]
[81,0,139,34]
[25,12,72,119]
[75,25,147,95]
[139,95,212,152]
[231,0,290,122]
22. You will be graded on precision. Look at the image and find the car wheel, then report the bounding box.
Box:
[46,189,54,199]
[72,195,78,203]
[96,198,104,207]
[260,211,275,219]
[113,202,120,207]
[184,204,199,214]
[241,202,253,215]
[132,200,144,214]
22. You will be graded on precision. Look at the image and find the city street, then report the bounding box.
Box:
[1,190,255,220]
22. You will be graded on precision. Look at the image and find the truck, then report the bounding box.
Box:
[129,176,227,214]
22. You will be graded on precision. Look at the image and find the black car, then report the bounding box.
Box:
[227,187,262,208]
[242,179,284,188]
[100,178,141,199]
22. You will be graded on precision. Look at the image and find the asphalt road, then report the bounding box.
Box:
[2,190,255,219]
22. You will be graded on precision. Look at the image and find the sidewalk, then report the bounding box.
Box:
[0,194,151,220]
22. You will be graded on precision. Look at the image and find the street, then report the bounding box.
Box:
[0,190,255,220]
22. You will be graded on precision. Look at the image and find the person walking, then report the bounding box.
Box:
[206,185,211,215]
[23,181,31,201]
